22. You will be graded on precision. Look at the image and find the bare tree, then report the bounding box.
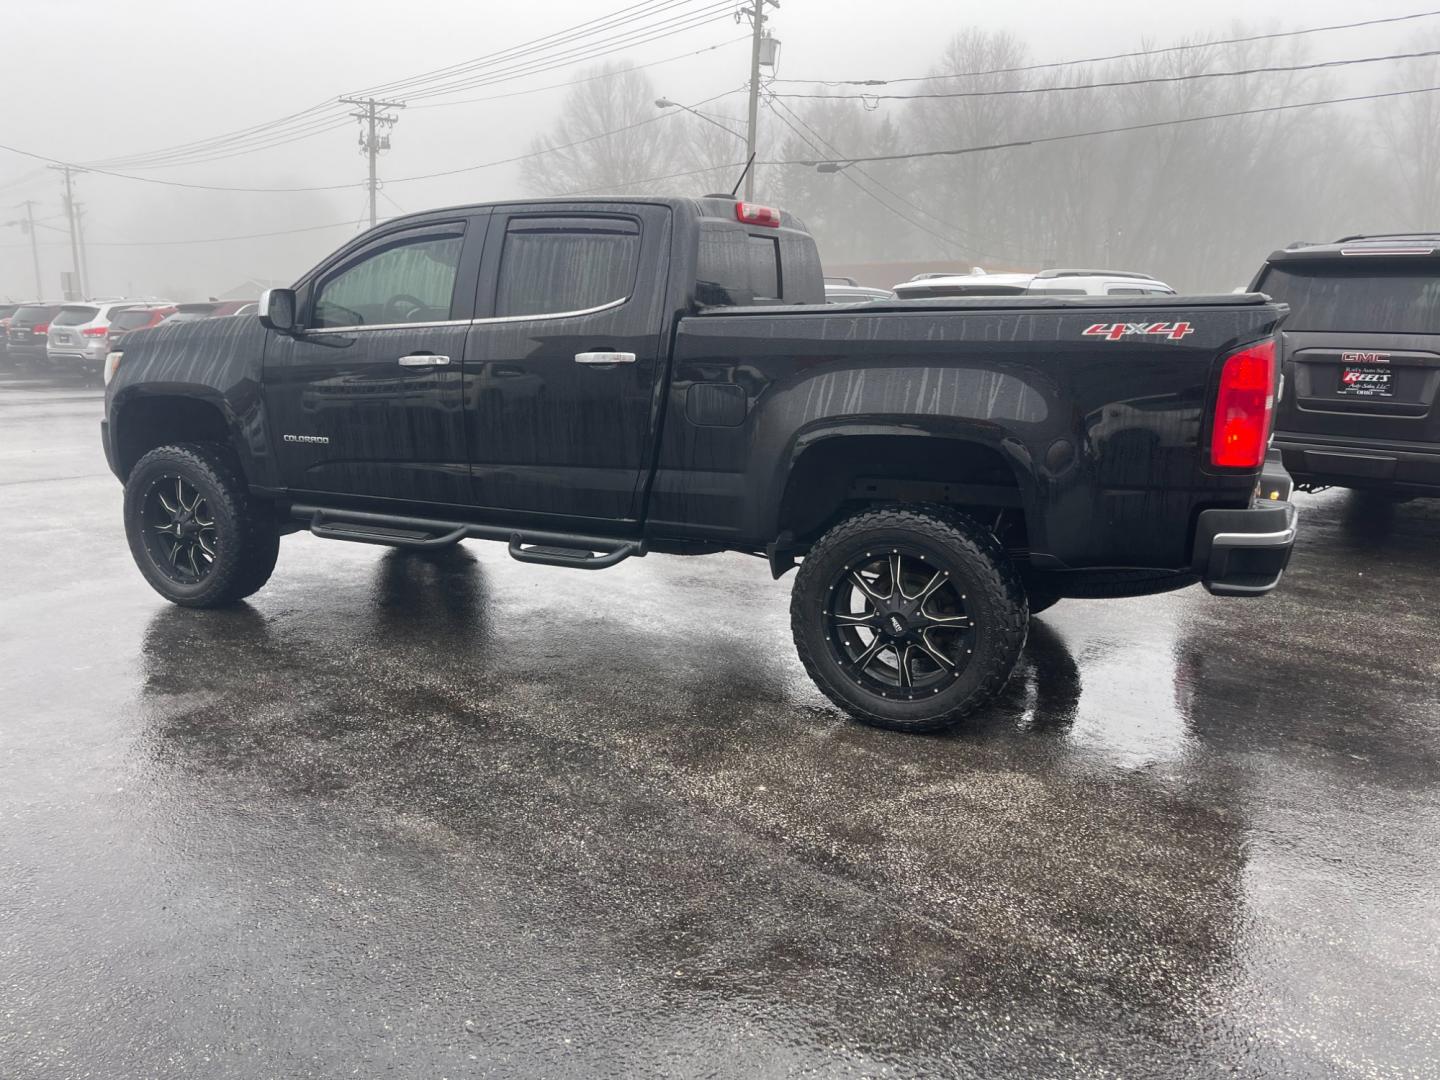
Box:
[524,61,737,198]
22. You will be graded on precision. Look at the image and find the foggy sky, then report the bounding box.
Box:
[0,0,1426,299]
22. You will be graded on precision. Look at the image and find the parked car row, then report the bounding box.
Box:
[0,297,256,379]
[822,267,1176,303]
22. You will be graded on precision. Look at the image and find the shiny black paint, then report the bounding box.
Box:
[106,197,1284,577]
[463,203,675,526]
[652,297,1283,568]
[106,314,275,486]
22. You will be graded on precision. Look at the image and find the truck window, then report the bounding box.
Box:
[495,216,640,318]
[313,234,463,329]
[1257,262,1440,333]
[696,227,789,305]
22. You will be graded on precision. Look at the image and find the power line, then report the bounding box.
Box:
[763,98,972,257]
[771,8,1440,87]
[773,49,1440,102]
[84,101,347,170]
[771,85,1440,168]
[70,4,736,174]
[557,160,747,196]
[358,0,723,99]
[399,4,738,102]
[384,86,743,185]
[407,36,747,109]
[764,95,1028,262]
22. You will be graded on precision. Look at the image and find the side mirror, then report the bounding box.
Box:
[258,287,297,333]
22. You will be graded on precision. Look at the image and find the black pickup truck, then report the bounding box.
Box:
[102,196,1297,732]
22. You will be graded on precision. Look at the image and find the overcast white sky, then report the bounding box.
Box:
[0,0,1429,297]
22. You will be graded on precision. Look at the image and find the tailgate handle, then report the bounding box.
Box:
[575,351,636,365]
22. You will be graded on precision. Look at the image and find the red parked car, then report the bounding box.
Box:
[106,304,178,348]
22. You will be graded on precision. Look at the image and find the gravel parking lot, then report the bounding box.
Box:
[2,372,1438,1078]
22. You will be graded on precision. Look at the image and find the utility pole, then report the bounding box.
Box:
[340,97,405,228]
[740,0,778,201]
[18,201,42,299]
[48,163,86,299]
[75,202,92,297]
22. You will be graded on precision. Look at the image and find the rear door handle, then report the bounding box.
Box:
[397,353,451,367]
[575,351,637,365]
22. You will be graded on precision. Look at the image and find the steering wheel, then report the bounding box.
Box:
[385,293,429,321]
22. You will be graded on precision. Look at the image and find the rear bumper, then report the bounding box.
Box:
[1274,434,1440,494]
[1191,498,1298,597]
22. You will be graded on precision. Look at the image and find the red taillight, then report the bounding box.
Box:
[736,201,781,227]
[82,326,108,338]
[1210,338,1276,469]
[33,323,49,334]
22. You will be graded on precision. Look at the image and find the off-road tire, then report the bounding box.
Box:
[124,442,280,608]
[791,505,1028,733]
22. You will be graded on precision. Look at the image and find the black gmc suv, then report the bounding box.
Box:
[102,196,1297,732]
[1251,233,1440,497]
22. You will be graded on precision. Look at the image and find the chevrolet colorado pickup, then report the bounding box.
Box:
[102,196,1297,732]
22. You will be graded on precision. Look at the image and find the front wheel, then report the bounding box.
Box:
[791,506,1028,733]
[123,442,279,608]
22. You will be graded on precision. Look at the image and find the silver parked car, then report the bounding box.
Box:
[46,302,147,378]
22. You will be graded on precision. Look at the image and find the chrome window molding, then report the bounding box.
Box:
[302,296,629,335]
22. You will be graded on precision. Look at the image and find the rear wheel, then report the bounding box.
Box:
[124,442,279,608]
[791,506,1028,733]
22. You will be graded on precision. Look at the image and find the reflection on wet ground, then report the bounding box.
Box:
[2,374,1438,1078]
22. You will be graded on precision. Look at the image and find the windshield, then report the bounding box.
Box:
[1257,262,1440,333]
[53,306,100,326]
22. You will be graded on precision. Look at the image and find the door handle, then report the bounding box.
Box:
[575,351,637,365]
[397,353,451,367]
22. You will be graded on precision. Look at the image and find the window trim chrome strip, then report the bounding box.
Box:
[302,296,629,335]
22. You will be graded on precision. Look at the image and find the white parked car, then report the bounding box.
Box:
[46,301,146,378]
[892,268,1175,299]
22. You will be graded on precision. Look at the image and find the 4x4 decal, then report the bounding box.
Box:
[1083,321,1195,341]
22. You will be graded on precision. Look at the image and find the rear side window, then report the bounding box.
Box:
[53,306,99,326]
[1258,262,1440,333]
[111,309,159,331]
[697,226,787,306]
[13,305,59,324]
[495,216,640,318]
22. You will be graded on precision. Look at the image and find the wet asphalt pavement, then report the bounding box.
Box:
[1,371,1438,1079]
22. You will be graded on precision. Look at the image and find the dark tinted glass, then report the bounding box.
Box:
[12,305,59,324]
[1258,262,1440,333]
[53,306,100,326]
[495,217,639,318]
[314,233,463,328]
[110,309,159,331]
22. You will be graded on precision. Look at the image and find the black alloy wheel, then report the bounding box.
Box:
[141,474,219,584]
[824,549,973,700]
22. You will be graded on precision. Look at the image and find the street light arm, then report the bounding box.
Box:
[655,97,748,144]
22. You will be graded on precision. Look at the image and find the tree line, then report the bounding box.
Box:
[523,26,1440,291]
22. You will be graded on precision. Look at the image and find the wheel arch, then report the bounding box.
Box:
[771,424,1039,552]
[110,388,257,484]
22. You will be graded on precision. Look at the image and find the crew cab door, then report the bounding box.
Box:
[464,203,672,526]
[263,216,484,507]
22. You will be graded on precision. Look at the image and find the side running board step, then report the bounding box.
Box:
[291,504,645,569]
[507,536,643,570]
